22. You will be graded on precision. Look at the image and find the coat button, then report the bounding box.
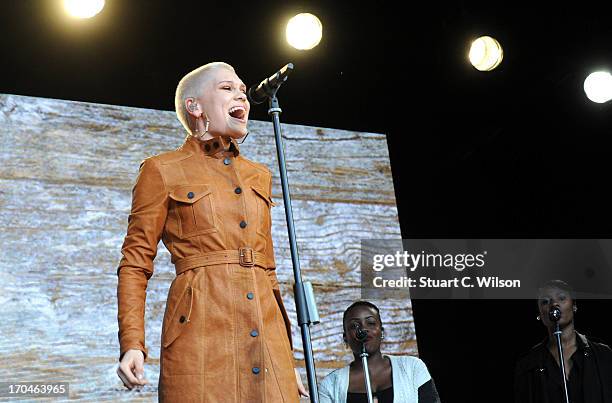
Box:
[250,330,259,337]
[246,292,254,300]
[252,367,260,374]
[179,315,186,323]
[187,191,194,199]
[224,157,231,165]
[240,220,247,228]
[235,187,242,194]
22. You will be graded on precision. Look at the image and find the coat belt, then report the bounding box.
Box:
[174,247,268,276]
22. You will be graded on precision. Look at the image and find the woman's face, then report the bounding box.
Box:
[343,305,383,356]
[537,286,575,328]
[198,68,250,138]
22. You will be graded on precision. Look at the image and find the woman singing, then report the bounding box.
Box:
[514,280,612,402]
[115,62,307,401]
[319,301,441,403]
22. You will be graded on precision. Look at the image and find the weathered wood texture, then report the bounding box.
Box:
[0,93,413,401]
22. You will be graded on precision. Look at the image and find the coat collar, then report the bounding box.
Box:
[576,331,591,349]
[522,330,592,371]
[182,133,240,158]
[533,330,590,351]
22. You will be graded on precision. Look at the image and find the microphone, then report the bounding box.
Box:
[247,63,294,104]
[549,306,562,322]
[355,325,368,342]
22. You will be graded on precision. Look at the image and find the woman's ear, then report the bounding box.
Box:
[185,98,202,118]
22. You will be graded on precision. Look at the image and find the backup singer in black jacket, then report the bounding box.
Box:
[514,280,612,403]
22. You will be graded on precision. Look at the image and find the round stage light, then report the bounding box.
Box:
[286,13,323,50]
[584,71,612,103]
[469,36,504,71]
[64,0,105,19]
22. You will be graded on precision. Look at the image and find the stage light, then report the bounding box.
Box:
[584,71,612,103]
[286,13,323,50]
[64,0,105,19]
[468,36,504,71]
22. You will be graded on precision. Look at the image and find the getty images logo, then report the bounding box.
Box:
[371,250,488,272]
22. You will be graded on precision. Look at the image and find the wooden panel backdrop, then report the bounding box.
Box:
[0,93,415,401]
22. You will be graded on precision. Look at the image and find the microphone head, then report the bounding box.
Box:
[280,62,294,76]
[549,306,562,322]
[247,86,264,105]
[248,63,295,105]
[355,326,368,342]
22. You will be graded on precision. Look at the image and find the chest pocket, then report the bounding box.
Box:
[251,185,276,237]
[169,184,218,239]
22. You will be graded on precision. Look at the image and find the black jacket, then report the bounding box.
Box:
[514,332,612,403]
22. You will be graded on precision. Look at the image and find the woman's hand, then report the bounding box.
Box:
[117,349,148,390]
[295,368,309,398]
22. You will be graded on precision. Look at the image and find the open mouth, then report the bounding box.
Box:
[228,106,247,122]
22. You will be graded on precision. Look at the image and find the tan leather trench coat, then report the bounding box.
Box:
[116,133,298,402]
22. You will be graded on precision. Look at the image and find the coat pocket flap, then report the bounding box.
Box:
[162,285,194,348]
[169,184,212,204]
[251,185,277,207]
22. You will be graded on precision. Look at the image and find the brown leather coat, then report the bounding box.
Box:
[116,133,298,402]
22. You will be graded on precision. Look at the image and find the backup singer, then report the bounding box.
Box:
[319,301,441,403]
[514,280,612,402]
[115,62,307,401]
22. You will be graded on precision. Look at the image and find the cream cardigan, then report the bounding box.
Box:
[318,354,432,403]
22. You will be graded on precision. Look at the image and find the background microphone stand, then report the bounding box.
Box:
[550,306,570,403]
[356,327,374,403]
[250,63,320,403]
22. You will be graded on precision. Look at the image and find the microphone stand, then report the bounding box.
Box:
[553,322,570,403]
[357,332,374,403]
[266,87,319,402]
[550,306,570,403]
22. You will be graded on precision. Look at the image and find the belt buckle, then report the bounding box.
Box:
[239,247,254,267]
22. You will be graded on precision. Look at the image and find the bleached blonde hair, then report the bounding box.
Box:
[174,62,235,134]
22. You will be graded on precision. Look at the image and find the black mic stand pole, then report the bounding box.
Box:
[553,322,570,403]
[267,89,319,402]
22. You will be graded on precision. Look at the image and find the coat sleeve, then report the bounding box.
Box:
[263,173,295,351]
[263,171,277,270]
[116,157,168,362]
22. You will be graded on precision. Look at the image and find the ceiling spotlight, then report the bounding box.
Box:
[64,0,105,19]
[286,13,323,50]
[584,71,612,103]
[469,36,504,71]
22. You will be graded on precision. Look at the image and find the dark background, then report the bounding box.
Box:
[2,1,612,402]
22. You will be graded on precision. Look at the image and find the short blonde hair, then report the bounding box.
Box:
[174,62,235,134]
